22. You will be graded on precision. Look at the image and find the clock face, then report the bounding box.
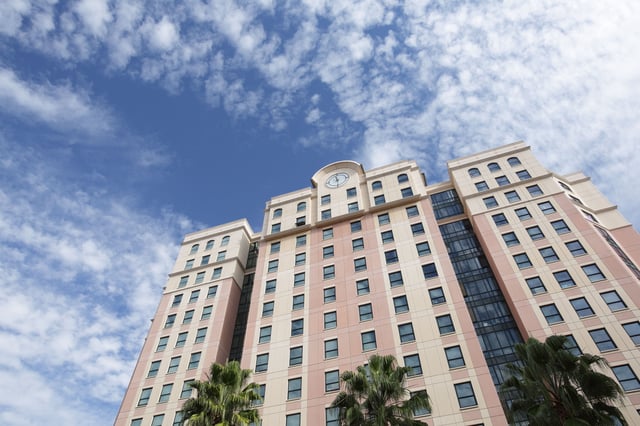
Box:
[325,172,350,188]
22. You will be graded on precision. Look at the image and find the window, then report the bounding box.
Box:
[185,259,194,270]
[265,279,276,293]
[378,213,390,225]
[359,303,373,321]
[570,297,595,318]
[525,276,547,295]
[389,271,404,287]
[346,187,357,198]
[504,190,520,202]
[262,301,274,317]
[172,294,183,307]
[325,370,340,392]
[468,167,481,177]
[495,175,510,186]
[539,246,559,263]
[513,253,532,269]
[321,209,332,220]
[323,246,334,259]
[296,235,307,247]
[183,310,194,324]
[527,184,543,196]
[538,201,556,214]
[148,360,161,378]
[259,326,272,343]
[622,322,640,345]
[356,279,370,295]
[398,173,409,183]
[323,228,334,239]
[492,213,509,226]
[351,220,362,232]
[138,388,152,406]
[159,383,173,403]
[483,196,498,208]
[287,378,302,399]
[297,201,306,212]
[253,384,265,406]
[411,223,425,235]
[323,265,335,279]
[195,271,205,284]
[582,263,605,282]
[151,415,165,426]
[292,294,305,310]
[195,327,207,343]
[551,219,571,234]
[516,169,531,180]
[286,413,301,426]
[296,215,305,226]
[411,391,430,417]
[455,382,478,408]
[295,252,306,266]
[189,290,200,303]
[563,335,582,356]
[401,187,414,198]
[398,323,415,342]
[445,345,466,368]
[404,354,422,376]
[324,287,336,303]
[428,287,446,304]
[321,194,331,205]
[294,272,305,287]
[406,205,419,217]
[175,332,187,348]
[381,230,394,243]
[201,255,210,266]
[325,338,339,358]
[475,181,489,192]
[178,276,189,288]
[393,295,409,313]
[601,291,627,311]
[565,240,586,256]
[189,244,199,254]
[271,223,281,233]
[255,354,269,372]
[612,365,640,392]
[187,352,201,369]
[270,242,280,254]
[372,180,382,190]
[348,202,359,212]
[437,314,455,334]
[291,319,304,336]
[385,249,399,264]
[156,336,169,351]
[361,331,377,351]
[589,328,617,351]
[267,260,278,273]
[168,356,181,373]
[352,238,364,251]
[165,314,176,328]
[416,241,431,256]
[289,346,303,366]
[273,208,282,218]
[354,257,367,271]
[422,263,438,279]
[541,304,563,324]
[180,380,194,399]
[324,311,337,329]
[515,207,532,220]
[326,407,340,426]
[507,156,521,166]
[502,232,520,247]
[374,194,386,205]
[212,267,222,279]
[554,270,576,289]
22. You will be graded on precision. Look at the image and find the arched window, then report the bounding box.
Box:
[297,202,307,212]
[205,240,215,250]
[189,244,199,254]
[372,181,383,190]
[507,157,521,166]
[273,208,282,218]
[397,174,409,183]
[468,168,480,178]
[221,236,230,246]
[487,162,501,172]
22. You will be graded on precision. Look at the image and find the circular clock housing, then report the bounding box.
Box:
[325,172,350,188]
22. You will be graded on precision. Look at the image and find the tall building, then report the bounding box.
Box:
[115,142,640,426]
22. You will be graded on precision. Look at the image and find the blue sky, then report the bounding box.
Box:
[1,1,639,424]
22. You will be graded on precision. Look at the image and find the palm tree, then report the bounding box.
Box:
[181,360,261,426]
[331,354,430,426]
[501,335,627,425]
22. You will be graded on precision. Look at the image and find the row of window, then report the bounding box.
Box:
[130,411,184,426]
[137,378,195,408]
[171,286,217,308]
[163,305,212,329]
[147,340,207,378]
[187,236,230,254]
[538,289,629,324]
[184,252,226,270]
[494,207,567,234]
[468,157,522,179]
[177,269,222,289]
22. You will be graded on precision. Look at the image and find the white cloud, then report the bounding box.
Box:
[74,0,113,37]
[147,16,179,51]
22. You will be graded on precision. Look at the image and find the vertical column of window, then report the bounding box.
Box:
[229,273,255,362]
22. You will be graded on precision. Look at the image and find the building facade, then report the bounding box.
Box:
[115,142,640,426]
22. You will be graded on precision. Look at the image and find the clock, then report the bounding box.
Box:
[325,172,350,188]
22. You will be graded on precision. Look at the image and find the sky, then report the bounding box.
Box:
[0,0,639,424]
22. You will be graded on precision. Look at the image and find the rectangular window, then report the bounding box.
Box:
[348,202,359,212]
[516,169,531,180]
[398,323,415,343]
[454,382,478,408]
[175,332,187,348]
[374,195,386,205]
[553,270,576,289]
[570,297,595,318]
[324,311,337,329]
[445,345,466,368]
[515,207,532,220]
[526,226,545,240]
[172,294,183,307]
[185,259,194,270]
[165,314,176,328]
[156,336,169,352]
[151,415,164,426]
[601,290,627,311]
[132,419,142,426]
[195,327,207,343]
[526,276,547,295]
[492,213,509,226]
[194,271,205,284]
[356,279,370,295]
[324,287,336,303]
[483,196,498,208]
[539,246,559,263]
[265,279,276,293]
[563,335,582,356]
[138,388,152,406]
[159,383,173,403]
[381,230,394,243]
[565,240,586,256]
[358,303,373,321]
[582,264,605,282]
[612,365,640,392]
[148,360,161,377]
[323,265,335,279]
[286,413,301,426]
[216,251,226,261]
[504,190,520,202]
[527,184,544,196]
[323,246,334,259]
[406,205,419,217]
[201,255,210,266]
[351,220,362,232]
[291,319,304,336]
[411,391,430,417]
[346,187,357,197]
[404,354,422,376]
[622,322,640,345]
[422,263,438,279]
[589,328,617,351]
[323,228,334,239]
[361,331,377,351]
[287,378,302,400]
[201,305,212,320]
[183,310,194,324]
[255,353,269,372]
[540,304,564,324]
[384,249,399,264]
[437,314,455,334]
[411,223,425,235]
[321,209,332,220]
[271,224,281,234]
[354,257,367,271]
[496,175,510,186]
[296,216,306,226]
[551,219,571,234]
[325,370,340,392]
[378,213,390,225]
[352,238,364,251]
[267,260,278,273]
[189,290,200,303]
[389,271,404,287]
[475,181,489,192]
[393,295,409,313]
[289,346,303,366]
[502,232,520,247]
[416,241,431,256]
[428,287,446,304]
[401,187,413,198]
[321,194,331,205]
[292,294,305,310]
[187,352,201,370]
[180,380,194,399]
[253,384,265,406]
[178,276,189,288]
[270,242,280,254]
[259,326,272,343]
[296,235,307,247]
[295,252,306,266]
[324,338,339,358]
[207,285,218,298]
[513,253,532,269]
[538,201,556,214]
[294,272,305,287]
